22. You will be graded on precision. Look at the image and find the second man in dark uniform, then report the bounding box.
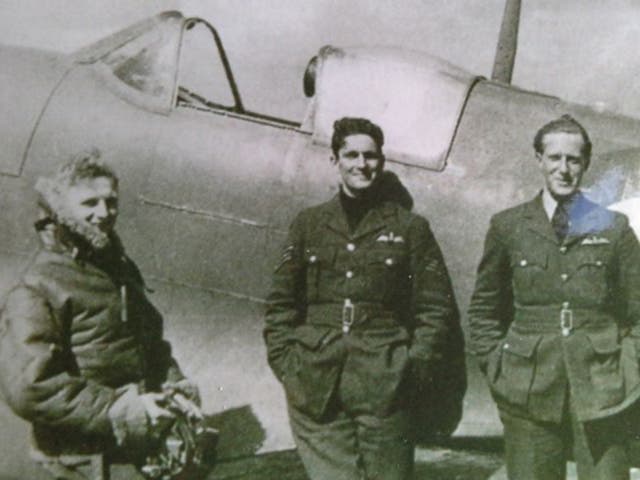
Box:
[264,117,462,479]
[469,115,640,479]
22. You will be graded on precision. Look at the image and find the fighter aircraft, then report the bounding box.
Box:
[1,0,640,477]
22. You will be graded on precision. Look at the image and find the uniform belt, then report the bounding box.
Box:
[306,301,398,333]
[513,305,614,336]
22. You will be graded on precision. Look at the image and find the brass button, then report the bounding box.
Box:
[520,259,528,267]
[346,271,354,279]
[346,243,356,252]
[385,258,394,266]
[563,301,570,308]
[561,273,568,282]
[503,343,510,350]
[309,255,317,263]
[559,246,567,254]
[596,260,603,267]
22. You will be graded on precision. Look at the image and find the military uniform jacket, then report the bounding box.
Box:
[469,193,640,423]
[264,194,464,433]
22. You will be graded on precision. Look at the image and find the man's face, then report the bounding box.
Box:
[61,176,118,249]
[536,132,588,200]
[332,134,384,197]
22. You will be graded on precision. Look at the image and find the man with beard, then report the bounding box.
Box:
[264,117,461,479]
[469,115,640,479]
[0,150,199,479]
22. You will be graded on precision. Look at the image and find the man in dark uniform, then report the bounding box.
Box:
[264,117,462,479]
[469,115,640,479]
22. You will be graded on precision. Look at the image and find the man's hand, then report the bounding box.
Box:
[139,392,175,431]
[109,386,176,448]
[162,379,201,406]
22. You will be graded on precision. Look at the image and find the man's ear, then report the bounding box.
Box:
[535,152,543,168]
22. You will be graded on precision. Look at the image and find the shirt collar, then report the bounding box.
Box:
[541,188,557,221]
[541,188,583,221]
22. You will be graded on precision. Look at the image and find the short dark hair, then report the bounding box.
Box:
[533,114,592,166]
[331,117,384,156]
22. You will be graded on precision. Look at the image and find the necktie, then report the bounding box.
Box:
[551,202,569,242]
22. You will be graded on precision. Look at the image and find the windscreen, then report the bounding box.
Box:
[75,12,184,114]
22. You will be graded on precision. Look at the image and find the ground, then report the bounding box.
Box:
[211,438,504,480]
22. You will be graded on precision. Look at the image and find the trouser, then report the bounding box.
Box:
[33,451,145,480]
[34,453,109,480]
[288,404,414,480]
[500,407,630,480]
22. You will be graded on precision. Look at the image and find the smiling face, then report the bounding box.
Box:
[332,134,384,197]
[537,132,588,200]
[60,176,118,249]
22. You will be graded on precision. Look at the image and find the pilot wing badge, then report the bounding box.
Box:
[581,236,611,245]
[376,232,405,244]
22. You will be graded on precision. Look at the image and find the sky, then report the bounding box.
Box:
[2,1,640,119]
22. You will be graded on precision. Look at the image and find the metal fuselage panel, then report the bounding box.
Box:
[0,46,69,177]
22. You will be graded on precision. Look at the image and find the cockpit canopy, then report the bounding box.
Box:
[305,46,480,171]
[72,11,480,170]
[73,11,243,116]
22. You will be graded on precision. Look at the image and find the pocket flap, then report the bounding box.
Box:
[576,254,607,270]
[511,250,547,269]
[366,247,405,267]
[294,325,332,350]
[305,246,335,266]
[587,329,621,354]
[502,332,541,358]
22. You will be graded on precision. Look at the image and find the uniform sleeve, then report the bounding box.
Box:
[614,218,640,338]
[263,212,306,381]
[467,216,514,367]
[407,216,460,363]
[0,286,116,437]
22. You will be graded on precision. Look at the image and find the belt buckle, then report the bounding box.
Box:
[560,307,573,336]
[342,299,354,334]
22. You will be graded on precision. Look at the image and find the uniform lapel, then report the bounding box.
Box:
[352,202,394,241]
[322,193,395,241]
[322,194,351,239]
[523,194,559,245]
[564,193,613,247]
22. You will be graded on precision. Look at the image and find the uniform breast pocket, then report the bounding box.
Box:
[511,250,548,296]
[364,247,408,299]
[572,249,610,302]
[305,246,336,301]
